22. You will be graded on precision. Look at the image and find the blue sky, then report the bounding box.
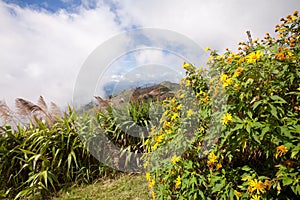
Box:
[3,0,82,11]
[0,0,299,108]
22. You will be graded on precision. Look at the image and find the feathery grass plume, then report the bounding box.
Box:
[15,98,43,115]
[15,98,46,124]
[36,96,57,125]
[50,102,62,117]
[37,96,48,113]
[15,97,62,126]
[0,100,13,123]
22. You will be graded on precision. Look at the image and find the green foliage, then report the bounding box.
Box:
[144,11,300,199]
[94,101,162,171]
[0,108,115,199]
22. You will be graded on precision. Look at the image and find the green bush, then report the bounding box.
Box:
[0,108,115,199]
[144,11,300,199]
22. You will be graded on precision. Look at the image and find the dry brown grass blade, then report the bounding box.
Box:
[0,100,13,122]
[37,96,48,113]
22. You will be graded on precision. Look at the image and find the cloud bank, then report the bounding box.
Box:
[0,0,299,108]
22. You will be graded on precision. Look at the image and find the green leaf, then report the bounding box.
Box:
[247,110,253,119]
[269,104,278,119]
[241,165,251,171]
[291,151,298,159]
[282,177,293,186]
[211,181,225,194]
[261,126,270,136]
[252,132,261,144]
[270,95,287,104]
[253,101,262,110]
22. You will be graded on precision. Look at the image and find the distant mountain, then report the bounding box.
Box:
[103,80,171,97]
[110,81,179,107]
[78,81,180,113]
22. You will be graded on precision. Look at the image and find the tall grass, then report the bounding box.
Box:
[0,107,115,199]
[0,96,160,199]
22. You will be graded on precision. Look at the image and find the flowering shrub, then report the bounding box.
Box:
[144,11,300,199]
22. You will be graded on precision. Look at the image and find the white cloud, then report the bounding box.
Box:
[0,0,299,109]
[0,1,122,108]
[115,0,299,50]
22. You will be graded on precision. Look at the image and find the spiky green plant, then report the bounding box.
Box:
[0,107,115,199]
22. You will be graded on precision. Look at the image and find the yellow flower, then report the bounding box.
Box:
[246,50,263,64]
[153,143,158,151]
[276,145,287,158]
[155,135,163,143]
[185,80,191,87]
[220,73,233,87]
[163,121,171,129]
[175,175,181,189]
[171,113,179,121]
[148,179,155,189]
[249,179,266,194]
[286,51,294,59]
[176,104,182,110]
[238,57,245,64]
[180,93,185,98]
[196,91,203,98]
[143,160,149,168]
[250,195,261,200]
[182,62,191,69]
[208,152,218,163]
[221,74,228,82]
[222,113,232,124]
[233,67,243,78]
[287,15,297,23]
[297,87,300,91]
[151,191,156,199]
[223,78,232,87]
[275,52,285,61]
[146,172,151,181]
[205,46,211,51]
[207,160,213,168]
[216,163,222,169]
[187,109,194,117]
[171,98,176,104]
[171,155,180,165]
